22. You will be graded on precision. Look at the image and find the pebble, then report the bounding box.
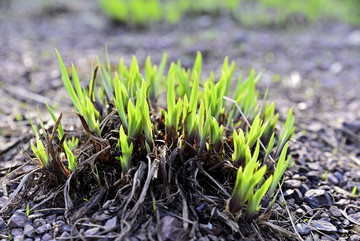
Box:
[36,224,49,234]
[285,179,302,189]
[42,233,52,241]
[350,235,360,241]
[159,216,182,241]
[295,223,311,235]
[0,217,7,231]
[84,227,100,236]
[293,189,304,204]
[11,228,23,237]
[338,229,348,234]
[58,223,71,233]
[33,218,46,228]
[23,224,36,237]
[304,189,332,208]
[46,214,57,223]
[60,231,70,238]
[307,162,322,171]
[334,171,346,183]
[336,199,350,207]
[8,211,30,228]
[310,219,337,233]
[283,189,294,198]
[307,171,321,182]
[296,208,305,216]
[300,184,310,195]
[326,173,338,185]
[14,236,25,241]
[301,205,314,216]
[92,212,110,222]
[105,216,118,230]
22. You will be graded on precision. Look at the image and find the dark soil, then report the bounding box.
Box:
[1,0,360,240]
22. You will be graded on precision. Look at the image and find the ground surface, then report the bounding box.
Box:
[1,0,360,240]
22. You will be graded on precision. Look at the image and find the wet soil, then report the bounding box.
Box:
[1,0,360,240]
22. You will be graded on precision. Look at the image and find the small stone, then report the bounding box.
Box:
[293,189,304,204]
[0,217,7,231]
[59,223,71,233]
[84,227,99,236]
[105,216,118,230]
[296,223,311,235]
[301,205,314,216]
[310,219,337,233]
[159,216,182,241]
[33,219,46,228]
[338,229,348,234]
[285,180,302,189]
[326,173,338,185]
[42,233,52,241]
[350,212,360,221]
[336,199,350,207]
[36,224,48,234]
[334,171,345,184]
[319,185,330,191]
[8,211,30,228]
[307,162,322,171]
[328,206,341,217]
[307,171,321,181]
[300,184,310,195]
[46,214,56,223]
[60,231,70,238]
[350,235,360,241]
[283,189,294,198]
[92,212,110,222]
[292,174,301,180]
[23,224,36,237]
[102,199,114,209]
[296,208,305,216]
[14,235,25,241]
[11,228,23,237]
[304,189,332,208]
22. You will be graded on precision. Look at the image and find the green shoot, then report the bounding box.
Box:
[117,125,134,174]
[275,108,295,158]
[267,142,291,198]
[56,50,101,137]
[26,204,30,216]
[29,114,49,168]
[352,186,357,197]
[322,171,328,181]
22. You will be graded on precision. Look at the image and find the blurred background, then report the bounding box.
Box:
[0,0,360,152]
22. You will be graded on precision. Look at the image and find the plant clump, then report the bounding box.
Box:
[17,51,295,238]
[98,0,360,26]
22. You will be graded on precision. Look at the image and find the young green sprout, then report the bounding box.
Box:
[267,142,291,198]
[29,114,49,168]
[165,74,183,144]
[261,102,279,145]
[275,108,295,158]
[67,137,79,153]
[209,117,224,152]
[117,125,134,174]
[46,104,77,172]
[56,50,101,137]
[228,142,272,219]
